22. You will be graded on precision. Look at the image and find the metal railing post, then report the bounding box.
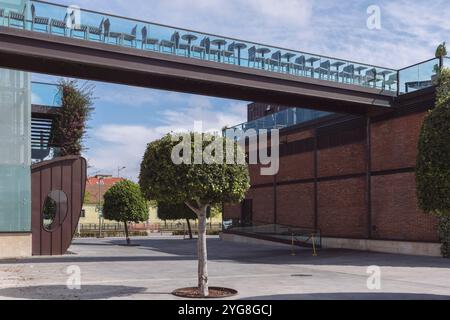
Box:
[291,233,296,256]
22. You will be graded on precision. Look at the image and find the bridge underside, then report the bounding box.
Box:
[0,27,397,116]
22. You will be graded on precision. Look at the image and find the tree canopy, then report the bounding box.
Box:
[435,42,447,58]
[416,68,450,215]
[103,180,149,223]
[139,132,250,209]
[416,65,450,257]
[157,202,212,221]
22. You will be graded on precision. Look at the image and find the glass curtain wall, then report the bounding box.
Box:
[0,67,31,233]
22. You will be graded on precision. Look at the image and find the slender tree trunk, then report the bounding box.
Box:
[124,221,131,245]
[186,218,193,239]
[197,205,209,297]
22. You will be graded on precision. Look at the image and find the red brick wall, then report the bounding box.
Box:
[372,172,438,242]
[318,142,366,177]
[249,187,274,224]
[278,153,314,182]
[318,177,368,238]
[276,184,315,228]
[284,130,314,143]
[223,106,439,243]
[249,164,274,186]
[371,112,426,171]
[223,203,241,220]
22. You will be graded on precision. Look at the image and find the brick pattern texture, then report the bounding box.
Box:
[372,172,438,242]
[276,184,315,228]
[317,177,369,238]
[223,109,439,243]
[371,112,427,171]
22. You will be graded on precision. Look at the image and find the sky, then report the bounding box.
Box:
[32,0,450,181]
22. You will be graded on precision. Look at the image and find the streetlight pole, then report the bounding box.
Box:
[97,176,104,238]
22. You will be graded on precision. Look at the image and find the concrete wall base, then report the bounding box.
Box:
[0,233,32,259]
[220,233,442,257]
[321,237,441,257]
[220,232,294,249]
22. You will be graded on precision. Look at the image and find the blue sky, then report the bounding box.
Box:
[32,0,450,180]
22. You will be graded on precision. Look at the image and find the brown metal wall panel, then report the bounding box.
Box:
[61,161,73,254]
[70,159,83,243]
[50,165,62,255]
[31,171,41,256]
[31,156,87,256]
[39,167,52,256]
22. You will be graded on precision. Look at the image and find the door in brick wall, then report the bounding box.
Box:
[241,199,253,227]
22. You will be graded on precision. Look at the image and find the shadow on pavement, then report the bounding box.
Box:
[2,237,450,269]
[0,285,147,300]
[241,292,450,300]
[110,238,450,269]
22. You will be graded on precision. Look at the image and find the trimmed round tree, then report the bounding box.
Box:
[140,133,250,297]
[103,180,149,245]
[416,68,450,257]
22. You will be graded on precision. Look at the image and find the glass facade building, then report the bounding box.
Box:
[0,67,31,233]
[0,1,31,233]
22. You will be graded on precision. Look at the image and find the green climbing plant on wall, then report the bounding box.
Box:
[50,80,94,156]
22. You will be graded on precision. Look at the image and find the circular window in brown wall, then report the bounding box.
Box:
[43,190,68,232]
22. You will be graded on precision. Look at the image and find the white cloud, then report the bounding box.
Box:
[85,97,248,181]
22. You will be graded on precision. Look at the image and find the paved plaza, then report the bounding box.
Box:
[1,236,450,300]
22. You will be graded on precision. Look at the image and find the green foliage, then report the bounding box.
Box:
[158,202,198,220]
[416,68,450,257]
[83,191,92,204]
[416,69,450,215]
[435,68,450,107]
[43,197,56,221]
[435,42,447,58]
[139,133,250,210]
[42,197,57,230]
[438,215,450,257]
[50,80,94,156]
[157,202,212,221]
[209,204,222,218]
[103,180,149,224]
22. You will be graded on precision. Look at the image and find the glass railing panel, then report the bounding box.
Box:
[444,57,450,69]
[31,81,61,106]
[0,0,403,93]
[222,220,322,248]
[399,58,439,94]
[226,107,333,139]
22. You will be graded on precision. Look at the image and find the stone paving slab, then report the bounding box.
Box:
[0,236,449,300]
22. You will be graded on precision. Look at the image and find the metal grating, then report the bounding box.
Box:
[31,117,53,149]
[31,117,55,162]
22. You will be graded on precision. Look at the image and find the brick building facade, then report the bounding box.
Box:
[224,100,440,249]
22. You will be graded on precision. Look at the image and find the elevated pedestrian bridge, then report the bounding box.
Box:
[0,0,445,115]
